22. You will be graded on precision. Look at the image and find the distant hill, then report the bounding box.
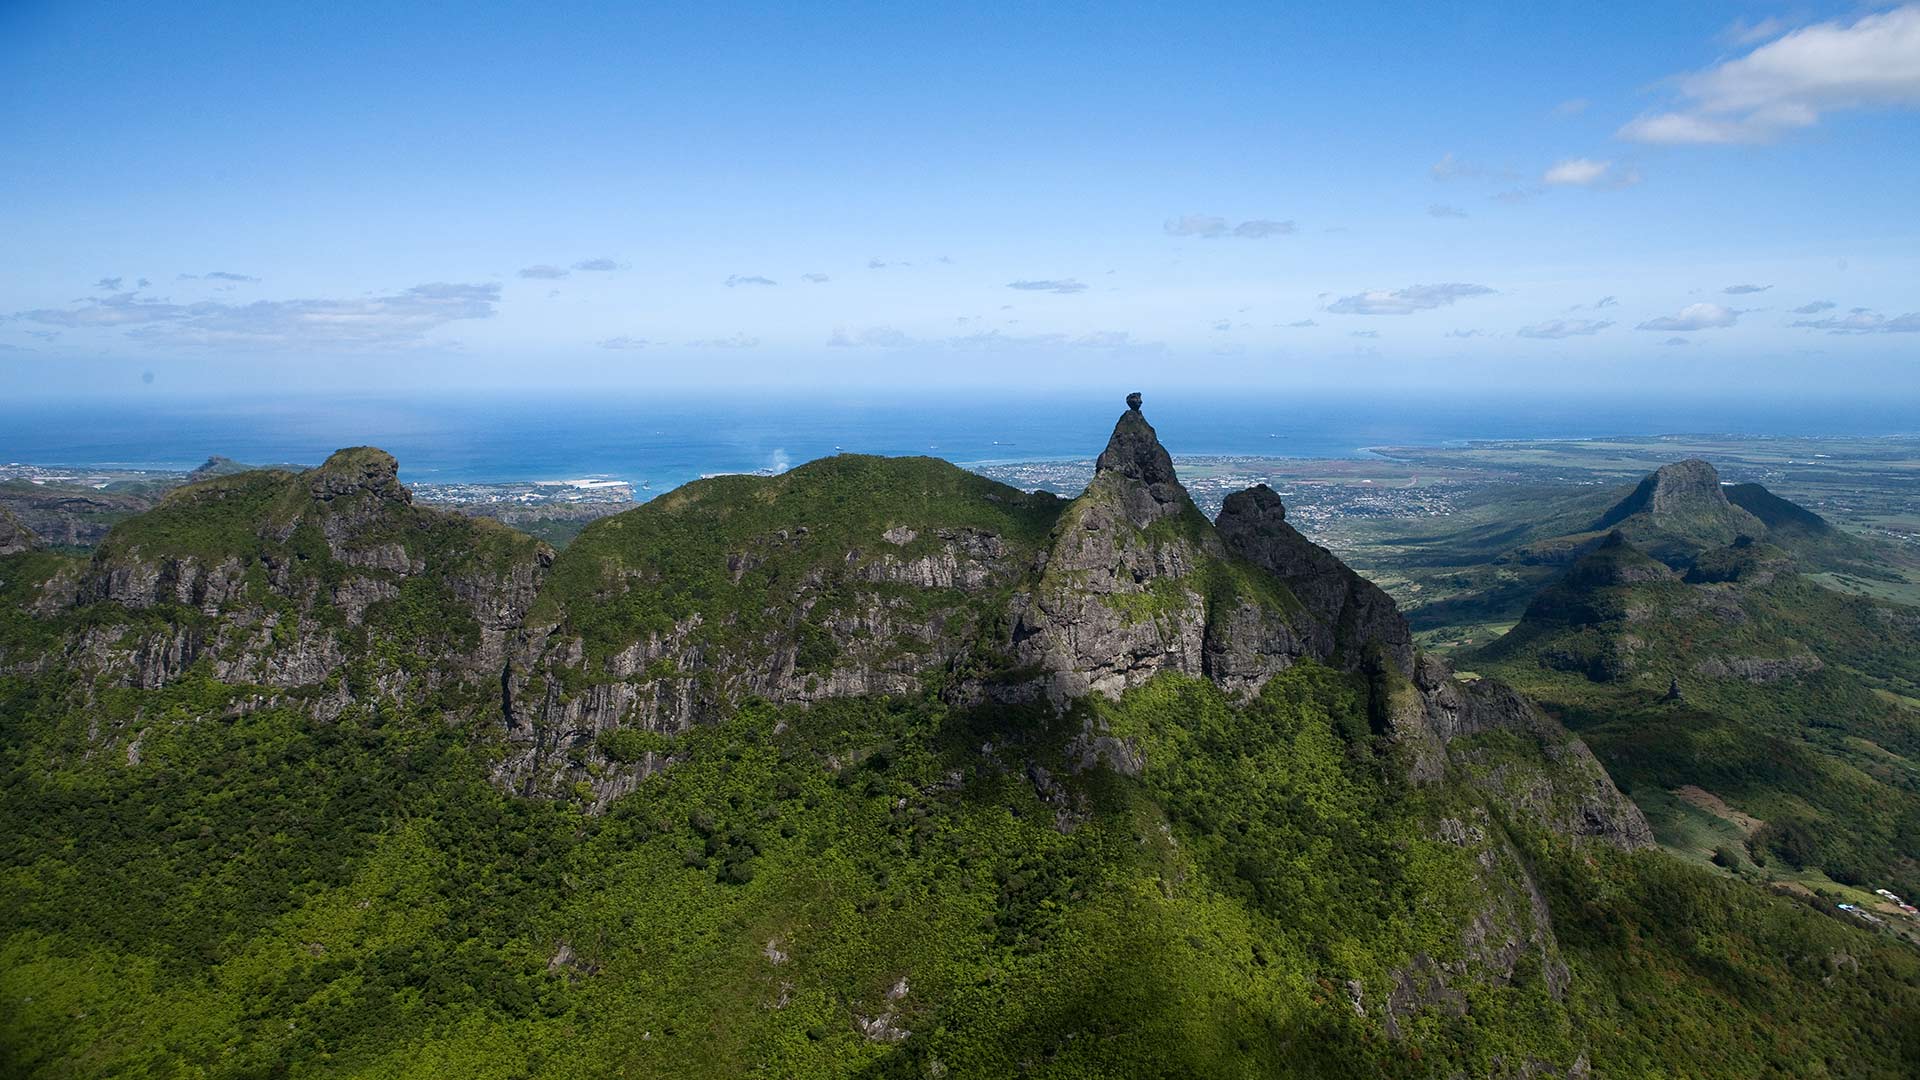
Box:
[1362,459,1914,653]
[1472,525,1920,901]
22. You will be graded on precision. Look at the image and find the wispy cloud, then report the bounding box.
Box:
[1636,302,1739,330]
[1664,336,1692,346]
[597,336,651,349]
[1447,328,1489,338]
[1427,203,1469,219]
[1327,282,1494,315]
[689,332,761,347]
[1518,317,1613,338]
[518,265,570,280]
[828,325,918,348]
[827,325,1159,352]
[17,283,499,349]
[94,276,122,290]
[1542,157,1642,188]
[1723,283,1772,294]
[1555,98,1591,116]
[1430,152,1513,181]
[1286,319,1317,328]
[1163,214,1296,239]
[178,270,261,283]
[1006,279,1087,294]
[1793,300,1836,314]
[1792,308,1920,333]
[1350,329,1380,338]
[1620,5,1920,144]
[724,274,777,287]
[1721,15,1789,47]
[801,273,830,284]
[572,257,625,272]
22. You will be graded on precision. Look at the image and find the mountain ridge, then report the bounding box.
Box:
[2,399,1915,1078]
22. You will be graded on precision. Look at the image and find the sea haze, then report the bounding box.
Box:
[3,390,1915,491]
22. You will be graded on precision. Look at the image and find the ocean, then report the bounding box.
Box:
[4,390,1916,491]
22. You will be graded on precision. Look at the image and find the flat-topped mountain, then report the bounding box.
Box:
[2,398,1914,1079]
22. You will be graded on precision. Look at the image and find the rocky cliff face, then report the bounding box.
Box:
[13,448,551,719]
[0,505,38,556]
[1215,483,1414,677]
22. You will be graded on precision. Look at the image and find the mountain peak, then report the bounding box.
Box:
[1092,398,1188,526]
[307,447,409,505]
[1591,457,1763,556]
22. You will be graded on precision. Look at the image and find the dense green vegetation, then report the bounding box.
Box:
[1472,537,1920,900]
[6,655,1919,1078]
[532,454,1061,662]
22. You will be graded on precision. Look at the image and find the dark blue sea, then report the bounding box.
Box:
[3,390,1915,491]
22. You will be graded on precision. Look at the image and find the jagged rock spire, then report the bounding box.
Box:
[1093,395,1190,527]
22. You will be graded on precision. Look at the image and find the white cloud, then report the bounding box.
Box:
[1793,300,1836,314]
[801,273,830,283]
[724,274,777,287]
[1620,5,1920,144]
[1555,98,1591,116]
[1542,157,1642,188]
[826,326,1157,352]
[1543,158,1608,185]
[1636,302,1740,330]
[689,333,761,348]
[1723,283,1772,294]
[1427,203,1468,219]
[1006,279,1087,294]
[1327,283,1494,315]
[1163,214,1295,239]
[572,258,625,272]
[20,283,499,349]
[828,325,917,348]
[1664,336,1692,346]
[1518,318,1613,338]
[1286,319,1317,328]
[518,265,569,279]
[1792,308,1920,333]
[1722,15,1790,47]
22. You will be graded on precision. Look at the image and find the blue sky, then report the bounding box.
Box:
[1,1,1916,397]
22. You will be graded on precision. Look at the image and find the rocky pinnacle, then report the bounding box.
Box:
[1093,396,1188,527]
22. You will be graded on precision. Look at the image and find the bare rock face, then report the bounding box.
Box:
[52,447,551,704]
[1006,405,1293,701]
[1592,458,1765,556]
[1215,484,1414,677]
[1092,403,1191,529]
[0,506,39,555]
[307,446,410,506]
[1410,655,1654,850]
[1005,408,1425,703]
